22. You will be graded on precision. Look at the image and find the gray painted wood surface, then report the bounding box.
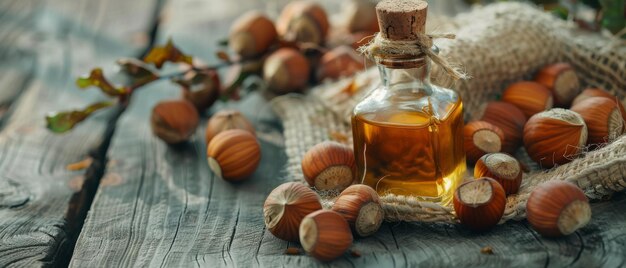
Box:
[70,0,626,267]
[0,0,156,266]
[0,0,625,267]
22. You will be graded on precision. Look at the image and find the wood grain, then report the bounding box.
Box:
[70,0,626,267]
[0,0,156,266]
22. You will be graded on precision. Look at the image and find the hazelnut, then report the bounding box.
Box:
[229,11,278,58]
[571,97,624,145]
[478,102,527,154]
[572,88,619,106]
[263,182,323,242]
[572,88,626,131]
[206,129,260,181]
[179,69,220,112]
[205,109,255,144]
[453,177,506,232]
[301,141,356,191]
[502,81,553,118]
[263,48,310,95]
[474,153,523,195]
[150,99,199,144]
[277,1,329,45]
[316,45,365,81]
[535,63,580,107]
[299,210,353,261]
[464,121,505,163]
[526,181,591,237]
[523,108,587,168]
[343,0,379,33]
[331,184,384,237]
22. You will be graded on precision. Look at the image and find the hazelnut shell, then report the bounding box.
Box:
[526,181,591,237]
[453,177,506,232]
[150,99,199,144]
[301,141,356,191]
[206,129,260,181]
[463,121,505,163]
[180,69,220,112]
[572,88,620,107]
[316,45,365,81]
[535,63,580,107]
[474,153,523,195]
[479,102,527,154]
[229,11,277,58]
[344,0,379,33]
[331,184,384,237]
[300,210,353,261]
[571,97,624,145]
[263,48,310,95]
[264,182,323,242]
[523,108,587,168]
[205,109,255,144]
[502,81,553,118]
[276,1,329,45]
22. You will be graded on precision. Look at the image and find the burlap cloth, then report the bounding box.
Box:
[272,3,626,223]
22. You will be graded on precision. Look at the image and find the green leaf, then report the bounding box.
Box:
[76,68,128,97]
[599,0,626,34]
[117,58,159,88]
[143,38,194,69]
[46,101,114,133]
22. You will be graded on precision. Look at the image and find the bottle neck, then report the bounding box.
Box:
[376,56,432,94]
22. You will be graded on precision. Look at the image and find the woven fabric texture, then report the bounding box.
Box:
[271,2,626,223]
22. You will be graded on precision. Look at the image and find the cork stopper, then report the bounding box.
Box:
[376,0,428,41]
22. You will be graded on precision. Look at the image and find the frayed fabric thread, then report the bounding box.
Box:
[358,32,467,81]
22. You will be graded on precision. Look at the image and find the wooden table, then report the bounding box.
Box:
[1,0,625,267]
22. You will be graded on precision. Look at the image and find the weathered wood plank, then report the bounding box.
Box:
[0,0,38,123]
[0,0,157,266]
[70,83,288,267]
[71,0,626,267]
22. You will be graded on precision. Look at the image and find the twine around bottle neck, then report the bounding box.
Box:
[359,32,467,81]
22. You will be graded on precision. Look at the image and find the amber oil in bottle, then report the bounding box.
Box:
[352,0,466,205]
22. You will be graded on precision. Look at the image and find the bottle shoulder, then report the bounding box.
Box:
[353,84,462,125]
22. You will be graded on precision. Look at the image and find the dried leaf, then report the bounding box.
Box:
[284,247,300,255]
[76,68,128,97]
[143,38,193,69]
[46,101,114,133]
[216,51,231,62]
[66,157,93,171]
[117,58,159,88]
[480,246,494,255]
[340,79,359,96]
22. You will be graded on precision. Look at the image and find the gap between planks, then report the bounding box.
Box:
[58,0,168,266]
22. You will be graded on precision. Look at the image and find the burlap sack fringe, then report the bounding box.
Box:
[272,3,626,224]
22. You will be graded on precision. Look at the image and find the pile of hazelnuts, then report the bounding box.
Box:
[230,0,377,95]
[148,0,383,183]
[263,141,382,262]
[457,62,624,235]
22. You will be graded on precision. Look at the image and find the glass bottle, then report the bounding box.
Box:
[352,0,466,205]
